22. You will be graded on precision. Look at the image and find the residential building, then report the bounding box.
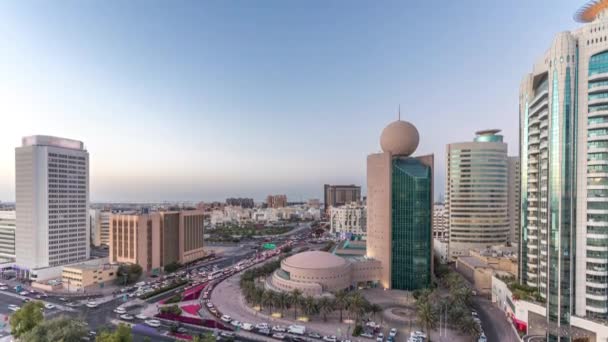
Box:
[323,184,361,214]
[518,1,608,337]
[225,198,254,208]
[15,135,89,279]
[432,203,448,239]
[109,210,205,272]
[0,210,16,261]
[266,194,287,208]
[508,156,521,244]
[366,118,433,290]
[61,264,118,292]
[308,198,321,209]
[329,203,366,239]
[446,130,510,258]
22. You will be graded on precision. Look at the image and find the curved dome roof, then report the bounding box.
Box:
[283,251,347,269]
[380,120,419,156]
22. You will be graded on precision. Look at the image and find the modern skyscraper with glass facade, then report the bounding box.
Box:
[367,119,433,290]
[446,130,510,258]
[520,1,608,338]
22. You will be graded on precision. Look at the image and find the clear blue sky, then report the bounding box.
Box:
[0,0,580,202]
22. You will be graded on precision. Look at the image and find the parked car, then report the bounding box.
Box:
[256,323,270,330]
[389,328,397,337]
[145,319,161,328]
[44,303,55,309]
[323,336,337,342]
[360,332,374,339]
[113,307,127,314]
[272,333,286,340]
[220,314,231,322]
[241,323,254,331]
[308,332,322,339]
[135,314,148,320]
[272,325,286,332]
[258,328,271,336]
[230,320,241,327]
[86,302,98,308]
[119,314,134,321]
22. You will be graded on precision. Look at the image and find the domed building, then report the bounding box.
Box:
[366,117,434,290]
[269,250,381,296]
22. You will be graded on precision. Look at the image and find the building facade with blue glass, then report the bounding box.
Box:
[519,1,608,339]
[366,119,433,290]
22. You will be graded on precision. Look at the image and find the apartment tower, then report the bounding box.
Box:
[15,136,89,277]
[520,0,608,336]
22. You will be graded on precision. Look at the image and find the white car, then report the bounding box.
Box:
[360,332,374,339]
[86,302,98,308]
[220,314,231,322]
[323,336,337,342]
[8,304,19,312]
[145,319,161,328]
[113,307,127,314]
[0,286,7,291]
[272,333,286,340]
[135,314,148,320]
[0,282,5,286]
[19,291,29,296]
[272,325,286,332]
[256,323,269,330]
[389,328,397,337]
[206,302,214,308]
[241,322,253,331]
[230,320,241,327]
[120,314,134,321]
[44,303,55,310]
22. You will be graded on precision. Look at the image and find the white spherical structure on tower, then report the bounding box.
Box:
[379,120,419,156]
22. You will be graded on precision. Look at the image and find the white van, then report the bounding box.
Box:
[288,325,306,335]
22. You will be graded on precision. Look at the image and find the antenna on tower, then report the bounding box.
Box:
[398,104,401,120]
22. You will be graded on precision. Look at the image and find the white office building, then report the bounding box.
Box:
[432,203,448,239]
[0,210,16,261]
[89,209,110,247]
[329,203,366,239]
[446,130,510,258]
[15,135,89,279]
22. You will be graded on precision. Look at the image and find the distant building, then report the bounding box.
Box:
[15,135,89,279]
[307,199,321,209]
[225,198,254,208]
[89,209,112,247]
[62,263,118,292]
[0,210,16,261]
[433,238,449,264]
[507,156,521,244]
[323,184,361,214]
[266,195,287,208]
[432,203,448,239]
[446,130,510,259]
[109,210,205,272]
[367,118,433,290]
[329,203,366,239]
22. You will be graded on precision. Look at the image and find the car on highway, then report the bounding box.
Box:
[120,314,134,321]
[145,319,161,328]
[220,314,231,322]
[135,314,147,320]
[85,302,98,308]
[59,297,67,302]
[44,303,55,309]
[19,291,29,296]
[8,304,19,312]
[272,333,286,340]
[113,307,127,314]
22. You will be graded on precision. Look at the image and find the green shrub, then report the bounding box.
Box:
[165,294,182,304]
[352,325,363,336]
[160,305,182,316]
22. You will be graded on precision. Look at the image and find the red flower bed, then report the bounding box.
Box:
[155,312,231,330]
[182,282,208,301]
[181,304,201,316]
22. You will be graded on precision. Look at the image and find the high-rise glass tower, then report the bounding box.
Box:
[520,0,608,337]
[367,119,433,290]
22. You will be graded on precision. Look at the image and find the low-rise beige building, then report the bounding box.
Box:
[455,246,518,295]
[269,250,381,296]
[61,264,118,292]
[109,210,205,273]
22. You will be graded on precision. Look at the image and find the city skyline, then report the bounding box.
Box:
[0,0,577,202]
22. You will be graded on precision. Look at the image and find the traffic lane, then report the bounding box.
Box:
[0,292,24,316]
[472,296,518,342]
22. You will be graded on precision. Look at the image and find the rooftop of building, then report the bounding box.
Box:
[63,263,118,272]
[457,256,489,268]
[21,135,84,150]
[282,250,347,269]
[575,0,608,22]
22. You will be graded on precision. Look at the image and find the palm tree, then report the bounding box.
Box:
[262,290,275,313]
[253,288,265,308]
[275,292,291,317]
[333,289,349,323]
[416,300,438,336]
[290,289,303,319]
[347,292,367,324]
[369,303,382,323]
[317,296,334,322]
[459,317,481,338]
[302,296,319,320]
